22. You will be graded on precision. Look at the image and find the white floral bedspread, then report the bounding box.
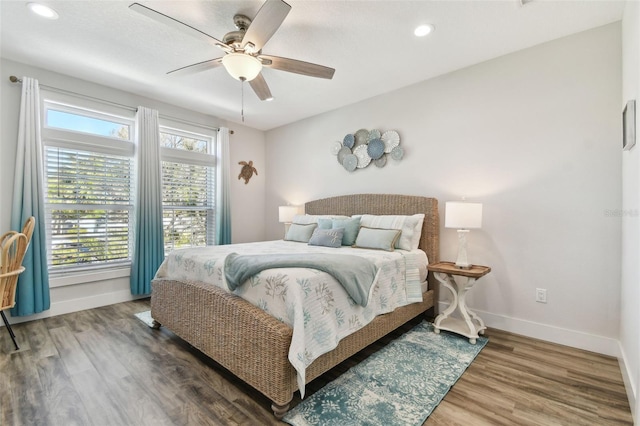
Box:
[154,240,428,397]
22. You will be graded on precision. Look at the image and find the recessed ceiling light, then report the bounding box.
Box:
[414,24,434,37]
[27,3,59,20]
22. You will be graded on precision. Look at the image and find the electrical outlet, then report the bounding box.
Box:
[536,288,547,303]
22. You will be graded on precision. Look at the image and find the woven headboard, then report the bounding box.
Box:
[305,194,439,263]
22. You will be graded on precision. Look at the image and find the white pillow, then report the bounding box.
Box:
[292,214,350,225]
[358,214,425,250]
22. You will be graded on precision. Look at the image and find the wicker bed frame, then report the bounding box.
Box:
[150,194,439,418]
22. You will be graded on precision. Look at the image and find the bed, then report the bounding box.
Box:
[150,193,439,418]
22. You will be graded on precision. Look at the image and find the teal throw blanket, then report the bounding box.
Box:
[224,252,378,307]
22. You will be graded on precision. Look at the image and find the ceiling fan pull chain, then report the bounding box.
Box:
[241,79,245,122]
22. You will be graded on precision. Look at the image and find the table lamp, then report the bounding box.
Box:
[445,201,483,269]
[278,205,299,236]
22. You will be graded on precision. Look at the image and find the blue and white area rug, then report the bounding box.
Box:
[282,321,488,426]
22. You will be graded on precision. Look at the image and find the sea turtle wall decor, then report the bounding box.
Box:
[238,160,258,184]
[331,128,403,172]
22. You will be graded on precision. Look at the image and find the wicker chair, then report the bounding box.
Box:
[0,217,34,250]
[0,217,34,350]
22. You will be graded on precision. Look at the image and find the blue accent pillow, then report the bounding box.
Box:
[308,228,345,248]
[353,227,401,251]
[317,218,333,229]
[332,217,361,245]
[284,223,317,243]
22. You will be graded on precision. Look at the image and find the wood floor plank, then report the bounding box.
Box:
[0,320,32,354]
[60,308,99,334]
[68,369,134,426]
[48,326,95,376]
[0,357,17,426]
[445,369,517,414]
[74,328,131,381]
[42,313,67,330]
[428,399,510,426]
[175,400,232,426]
[1,299,633,425]
[98,323,197,424]
[475,363,601,419]
[25,319,58,359]
[103,375,176,426]
[72,326,177,425]
[36,354,93,426]
[7,351,48,426]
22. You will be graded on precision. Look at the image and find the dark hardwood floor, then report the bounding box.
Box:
[0,299,633,425]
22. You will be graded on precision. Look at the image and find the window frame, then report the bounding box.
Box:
[41,91,136,277]
[159,119,217,255]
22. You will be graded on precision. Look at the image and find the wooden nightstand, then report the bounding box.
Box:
[428,261,491,344]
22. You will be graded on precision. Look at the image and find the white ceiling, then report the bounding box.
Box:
[0,0,625,131]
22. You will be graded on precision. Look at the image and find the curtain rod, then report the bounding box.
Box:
[8,75,233,135]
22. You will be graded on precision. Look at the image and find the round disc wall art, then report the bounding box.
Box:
[331,128,403,172]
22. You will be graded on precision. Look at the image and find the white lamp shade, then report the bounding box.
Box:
[445,202,483,229]
[222,53,262,81]
[279,206,299,223]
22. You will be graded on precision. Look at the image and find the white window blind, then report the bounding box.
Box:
[45,147,133,268]
[160,125,216,255]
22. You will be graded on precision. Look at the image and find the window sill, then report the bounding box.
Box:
[49,267,131,288]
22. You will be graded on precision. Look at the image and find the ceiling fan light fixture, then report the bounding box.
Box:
[222,53,262,81]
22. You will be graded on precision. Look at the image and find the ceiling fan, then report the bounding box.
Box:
[129,0,335,101]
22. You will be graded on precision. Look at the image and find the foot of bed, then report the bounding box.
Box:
[151,320,161,330]
[271,401,290,419]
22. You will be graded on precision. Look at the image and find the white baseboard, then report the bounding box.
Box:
[3,289,147,325]
[438,301,620,357]
[618,342,638,424]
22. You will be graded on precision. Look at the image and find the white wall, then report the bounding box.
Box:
[265,24,623,357]
[0,58,266,322]
[621,1,639,421]
[229,124,267,243]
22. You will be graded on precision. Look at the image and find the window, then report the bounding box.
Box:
[47,109,130,140]
[40,93,217,275]
[42,96,135,273]
[160,123,216,254]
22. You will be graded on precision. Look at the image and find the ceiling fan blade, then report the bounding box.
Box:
[249,73,273,101]
[241,0,291,52]
[260,55,335,79]
[129,3,229,52]
[167,58,224,75]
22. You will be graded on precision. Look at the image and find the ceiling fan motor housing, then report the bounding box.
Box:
[233,14,252,31]
[223,14,252,49]
[223,30,245,48]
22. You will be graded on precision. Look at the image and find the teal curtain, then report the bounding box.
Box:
[215,127,232,245]
[130,107,164,295]
[11,77,50,316]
